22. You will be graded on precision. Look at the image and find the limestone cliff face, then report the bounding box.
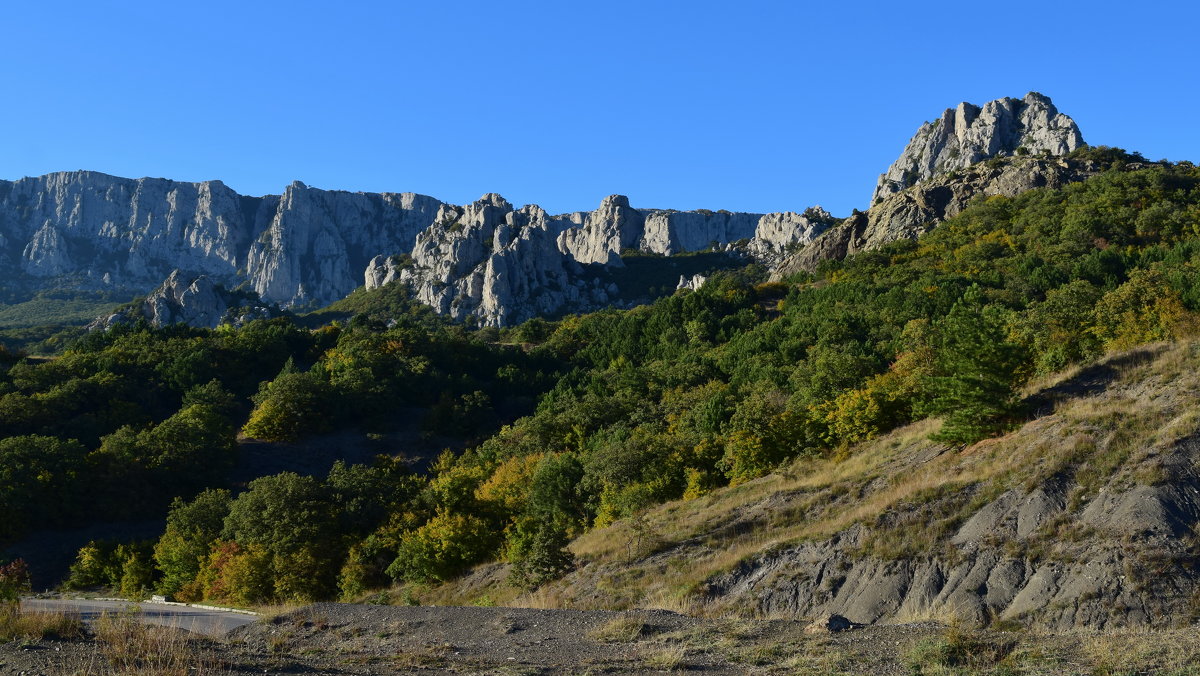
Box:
[746,207,836,264]
[872,92,1084,204]
[0,171,444,309]
[244,181,443,307]
[368,196,618,327]
[8,93,1094,327]
[363,193,831,327]
[4,171,830,327]
[4,171,250,285]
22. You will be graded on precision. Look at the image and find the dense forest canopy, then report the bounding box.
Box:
[3,147,1200,604]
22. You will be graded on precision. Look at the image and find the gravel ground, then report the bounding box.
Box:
[4,602,1198,674]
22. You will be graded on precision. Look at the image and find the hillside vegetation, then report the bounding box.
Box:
[3,149,1200,626]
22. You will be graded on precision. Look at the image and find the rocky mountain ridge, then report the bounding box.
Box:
[872,91,1084,203]
[1,171,829,327]
[2,92,1088,327]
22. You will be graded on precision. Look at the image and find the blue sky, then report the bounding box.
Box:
[2,1,1196,216]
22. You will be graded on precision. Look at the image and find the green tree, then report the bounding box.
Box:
[926,287,1028,444]
[153,489,231,597]
[241,368,334,442]
[0,435,87,541]
[222,473,342,600]
[506,516,574,590]
[0,559,31,603]
[386,511,499,583]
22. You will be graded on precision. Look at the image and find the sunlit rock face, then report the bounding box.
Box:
[3,180,832,326]
[872,92,1084,204]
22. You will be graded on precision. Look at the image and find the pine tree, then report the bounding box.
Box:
[926,286,1028,444]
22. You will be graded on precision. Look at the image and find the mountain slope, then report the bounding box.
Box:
[422,340,1200,630]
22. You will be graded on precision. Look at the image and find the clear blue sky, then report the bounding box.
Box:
[2,1,1196,217]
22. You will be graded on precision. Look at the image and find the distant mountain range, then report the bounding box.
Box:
[0,92,1085,328]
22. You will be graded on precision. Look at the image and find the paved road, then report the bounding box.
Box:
[19,598,257,636]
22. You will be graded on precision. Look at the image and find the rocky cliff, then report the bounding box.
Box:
[88,269,276,330]
[4,92,1091,327]
[770,92,1098,279]
[1,171,830,327]
[872,92,1084,204]
[0,171,443,310]
[359,194,832,326]
[774,152,1116,278]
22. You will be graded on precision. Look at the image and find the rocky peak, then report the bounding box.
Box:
[872,92,1084,203]
[746,206,836,263]
[557,194,646,266]
[601,194,631,209]
[775,153,1122,279]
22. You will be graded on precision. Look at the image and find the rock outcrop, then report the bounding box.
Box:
[0,171,444,309]
[1,172,830,327]
[746,207,836,264]
[361,194,832,327]
[773,152,1130,279]
[872,92,1084,203]
[707,436,1200,630]
[2,92,1093,326]
[89,269,275,330]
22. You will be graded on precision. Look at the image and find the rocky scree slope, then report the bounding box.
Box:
[435,342,1200,631]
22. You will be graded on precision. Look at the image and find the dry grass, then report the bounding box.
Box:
[641,644,687,670]
[903,625,1018,674]
[252,602,308,622]
[419,341,1200,619]
[0,604,84,642]
[1081,630,1200,675]
[92,610,224,675]
[511,584,570,610]
[587,614,648,642]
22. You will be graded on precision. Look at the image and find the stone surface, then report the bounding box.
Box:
[362,194,831,327]
[702,435,1200,631]
[0,171,443,309]
[1,93,1091,326]
[747,206,836,264]
[676,274,707,292]
[88,269,274,330]
[803,614,855,634]
[872,92,1084,204]
[1,172,832,327]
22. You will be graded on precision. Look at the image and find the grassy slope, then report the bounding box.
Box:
[413,339,1200,624]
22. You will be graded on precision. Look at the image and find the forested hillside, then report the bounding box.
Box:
[4,147,1200,607]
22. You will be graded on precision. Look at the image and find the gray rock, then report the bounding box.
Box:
[872,92,1084,204]
[703,437,1200,630]
[557,195,645,266]
[89,269,237,330]
[747,206,836,264]
[0,170,443,309]
[676,274,707,292]
[803,613,854,634]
